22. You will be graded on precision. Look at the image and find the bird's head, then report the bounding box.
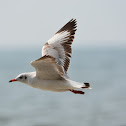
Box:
[9,73,29,84]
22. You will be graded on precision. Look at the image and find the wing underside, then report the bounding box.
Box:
[30,56,64,80]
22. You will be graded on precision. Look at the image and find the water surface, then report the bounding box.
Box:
[0,46,126,126]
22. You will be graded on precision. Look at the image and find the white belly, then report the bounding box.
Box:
[30,78,83,92]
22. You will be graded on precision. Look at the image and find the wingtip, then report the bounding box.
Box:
[56,18,77,34]
[30,61,33,65]
[30,60,35,66]
[70,18,77,22]
[70,18,77,27]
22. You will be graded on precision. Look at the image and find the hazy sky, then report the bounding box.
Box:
[0,0,126,49]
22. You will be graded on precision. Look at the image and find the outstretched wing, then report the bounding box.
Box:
[42,19,77,73]
[30,56,64,80]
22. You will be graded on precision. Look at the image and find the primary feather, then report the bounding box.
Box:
[42,19,77,73]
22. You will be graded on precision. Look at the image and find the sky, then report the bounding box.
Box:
[0,0,126,50]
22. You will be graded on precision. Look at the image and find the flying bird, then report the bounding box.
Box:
[9,19,90,95]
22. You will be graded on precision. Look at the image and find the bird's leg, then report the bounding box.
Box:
[69,89,85,95]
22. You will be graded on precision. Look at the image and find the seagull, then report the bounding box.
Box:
[9,19,90,95]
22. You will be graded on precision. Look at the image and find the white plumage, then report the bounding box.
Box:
[9,19,90,95]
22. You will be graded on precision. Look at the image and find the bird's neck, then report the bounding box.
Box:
[26,72,37,87]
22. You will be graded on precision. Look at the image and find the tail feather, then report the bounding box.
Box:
[69,82,91,95]
[82,83,90,89]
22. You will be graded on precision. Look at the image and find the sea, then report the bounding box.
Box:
[0,46,126,126]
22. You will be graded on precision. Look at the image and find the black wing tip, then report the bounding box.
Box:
[70,18,77,23]
[69,18,77,24]
[69,18,77,29]
[56,18,77,34]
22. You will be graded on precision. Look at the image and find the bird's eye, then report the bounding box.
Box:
[25,76,27,79]
[19,76,22,79]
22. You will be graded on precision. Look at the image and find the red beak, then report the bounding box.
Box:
[9,79,17,82]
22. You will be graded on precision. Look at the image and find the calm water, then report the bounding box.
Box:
[0,46,126,126]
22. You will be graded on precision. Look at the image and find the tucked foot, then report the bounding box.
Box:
[82,83,90,89]
[69,89,85,95]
